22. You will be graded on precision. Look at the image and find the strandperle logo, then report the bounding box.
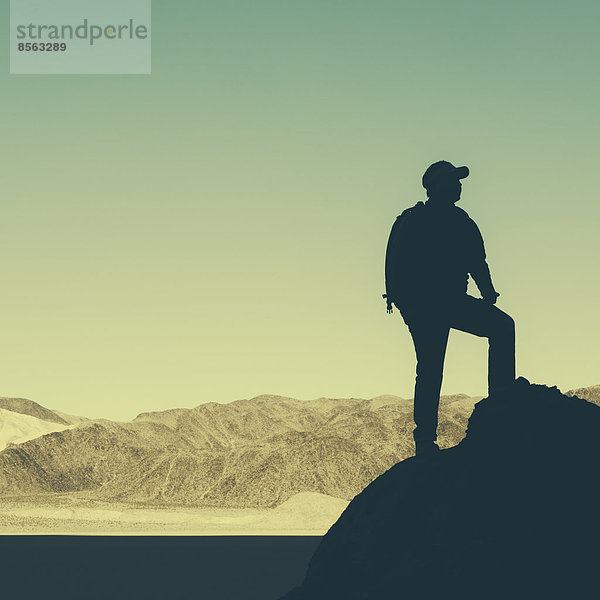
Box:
[10,0,151,74]
[16,19,149,46]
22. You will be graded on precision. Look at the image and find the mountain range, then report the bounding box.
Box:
[0,386,597,508]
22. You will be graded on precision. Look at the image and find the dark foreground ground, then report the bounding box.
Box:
[0,536,321,600]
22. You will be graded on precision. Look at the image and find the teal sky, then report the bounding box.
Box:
[2,1,599,420]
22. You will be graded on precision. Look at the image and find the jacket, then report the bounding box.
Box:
[385,201,497,321]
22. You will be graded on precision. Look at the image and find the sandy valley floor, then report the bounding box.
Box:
[0,492,349,535]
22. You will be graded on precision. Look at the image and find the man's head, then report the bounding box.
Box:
[422,160,469,204]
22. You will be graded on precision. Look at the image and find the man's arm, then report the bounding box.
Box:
[467,218,499,304]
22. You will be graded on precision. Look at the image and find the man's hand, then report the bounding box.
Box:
[383,294,393,314]
[482,291,500,305]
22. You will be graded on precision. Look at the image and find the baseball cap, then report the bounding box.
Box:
[422,160,469,190]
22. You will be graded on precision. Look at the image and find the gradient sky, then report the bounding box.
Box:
[2,1,598,420]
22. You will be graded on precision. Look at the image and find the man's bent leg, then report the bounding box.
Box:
[449,296,516,394]
[487,308,515,392]
[408,319,450,444]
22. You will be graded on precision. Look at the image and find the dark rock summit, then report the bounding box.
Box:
[282,380,600,599]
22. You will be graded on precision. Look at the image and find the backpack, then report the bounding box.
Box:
[383,201,425,313]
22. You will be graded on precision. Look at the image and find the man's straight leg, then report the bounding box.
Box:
[449,295,516,393]
[408,318,450,444]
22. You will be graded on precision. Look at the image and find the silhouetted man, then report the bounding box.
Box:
[384,160,515,456]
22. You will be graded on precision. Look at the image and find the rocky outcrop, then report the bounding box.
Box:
[282,380,600,599]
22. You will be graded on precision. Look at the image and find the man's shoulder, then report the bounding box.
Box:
[453,205,470,218]
[388,203,425,239]
[451,205,478,227]
[397,201,425,220]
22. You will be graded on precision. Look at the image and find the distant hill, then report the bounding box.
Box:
[0,397,68,425]
[0,408,71,452]
[0,397,87,452]
[48,409,89,426]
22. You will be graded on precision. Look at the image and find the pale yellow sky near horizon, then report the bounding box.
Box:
[1,1,598,420]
